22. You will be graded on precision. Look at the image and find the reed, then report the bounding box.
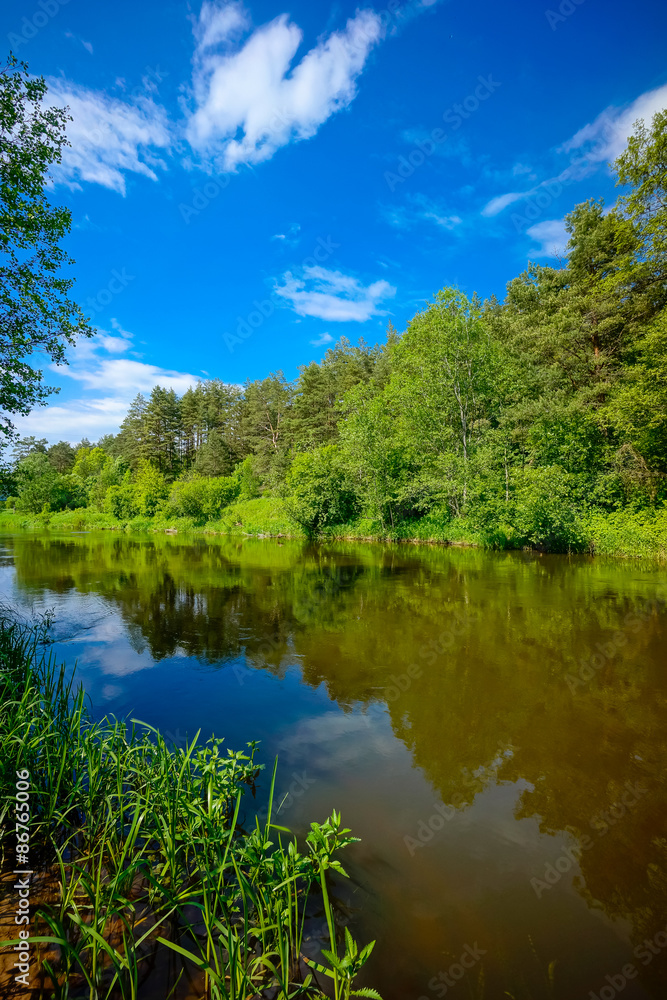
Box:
[0,613,381,1000]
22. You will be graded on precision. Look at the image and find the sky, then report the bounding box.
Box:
[4,0,667,443]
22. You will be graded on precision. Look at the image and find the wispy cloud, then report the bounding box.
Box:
[65,32,94,55]
[15,325,198,442]
[271,222,301,245]
[185,1,383,171]
[481,191,527,217]
[309,332,333,346]
[48,79,172,195]
[381,193,462,230]
[274,266,396,322]
[526,218,568,258]
[561,82,667,164]
[481,83,667,221]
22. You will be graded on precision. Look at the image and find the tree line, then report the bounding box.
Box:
[4,100,667,550]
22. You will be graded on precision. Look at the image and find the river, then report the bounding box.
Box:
[1,532,666,1000]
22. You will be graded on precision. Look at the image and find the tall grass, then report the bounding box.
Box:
[0,614,380,1000]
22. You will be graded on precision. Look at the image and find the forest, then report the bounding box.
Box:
[3,111,667,556]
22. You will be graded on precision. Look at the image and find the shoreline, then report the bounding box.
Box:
[0,505,666,562]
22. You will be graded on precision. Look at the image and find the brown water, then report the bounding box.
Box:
[1,532,666,1000]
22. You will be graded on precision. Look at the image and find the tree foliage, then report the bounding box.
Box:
[0,55,91,436]
[6,112,667,552]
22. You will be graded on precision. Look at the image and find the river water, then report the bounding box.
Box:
[1,532,666,1000]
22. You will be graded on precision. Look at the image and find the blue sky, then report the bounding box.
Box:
[5,0,667,442]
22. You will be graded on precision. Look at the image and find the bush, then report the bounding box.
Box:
[104,471,139,520]
[284,446,358,536]
[469,465,589,552]
[15,453,86,514]
[235,456,261,500]
[167,474,240,521]
[133,460,169,516]
[511,466,589,551]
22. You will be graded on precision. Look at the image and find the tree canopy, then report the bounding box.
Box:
[0,54,91,437]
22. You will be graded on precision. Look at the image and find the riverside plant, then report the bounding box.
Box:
[0,613,381,1000]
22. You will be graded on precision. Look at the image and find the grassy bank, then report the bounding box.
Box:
[0,613,380,1000]
[0,498,666,560]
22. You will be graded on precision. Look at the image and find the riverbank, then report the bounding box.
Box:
[1,498,666,559]
[0,611,378,999]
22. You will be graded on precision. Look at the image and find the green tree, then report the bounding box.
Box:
[0,55,91,435]
[117,393,148,469]
[194,428,234,477]
[612,108,667,323]
[240,372,293,482]
[11,436,47,462]
[132,460,168,517]
[47,440,75,472]
[15,452,84,512]
[284,445,357,536]
[144,385,181,475]
[72,446,108,479]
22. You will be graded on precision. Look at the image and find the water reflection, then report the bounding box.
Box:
[1,532,666,999]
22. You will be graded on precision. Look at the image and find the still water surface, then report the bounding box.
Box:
[1,532,666,1000]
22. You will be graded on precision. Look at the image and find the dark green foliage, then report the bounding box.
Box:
[47,440,76,472]
[0,56,91,436]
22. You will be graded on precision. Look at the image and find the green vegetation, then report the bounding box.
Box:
[0,55,90,440]
[0,613,380,999]
[3,100,667,557]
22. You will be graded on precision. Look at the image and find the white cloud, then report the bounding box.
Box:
[186,2,383,170]
[561,83,667,165]
[44,2,442,194]
[14,327,198,443]
[192,0,250,49]
[274,266,395,322]
[526,218,569,258]
[482,84,667,220]
[382,194,462,230]
[310,332,333,346]
[65,32,94,55]
[271,222,301,244]
[481,191,527,217]
[47,79,172,195]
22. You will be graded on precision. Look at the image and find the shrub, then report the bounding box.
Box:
[469,465,589,552]
[104,471,139,520]
[511,466,589,552]
[15,453,86,514]
[167,473,240,521]
[133,460,169,516]
[285,446,358,536]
